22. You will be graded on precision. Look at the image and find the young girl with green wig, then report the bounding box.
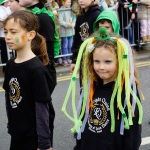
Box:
[62,27,143,150]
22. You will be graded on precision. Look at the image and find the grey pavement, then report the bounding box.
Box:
[0,49,150,86]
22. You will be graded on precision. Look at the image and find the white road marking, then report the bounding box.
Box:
[141,136,150,145]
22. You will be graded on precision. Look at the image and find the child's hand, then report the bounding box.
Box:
[124,4,128,8]
[131,13,135,20]
[114,3,118,9]
[132,0,138,4]
[68,19,74,28]
[70,64,75,72]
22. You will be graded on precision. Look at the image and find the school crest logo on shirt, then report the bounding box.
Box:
[88,97,110,133]
[79,22,89,41]
[9,78,22,108]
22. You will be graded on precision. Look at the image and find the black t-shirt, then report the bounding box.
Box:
[71,5,101,63]
[3,57,52,136]
[80,81,141,150]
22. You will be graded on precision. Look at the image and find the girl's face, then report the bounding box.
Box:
[78,0,93,9]
[19,0,37,7]
[63,0,71,8]
[4,19,30,51]
[8,0,21,12]
[93,47,118,84]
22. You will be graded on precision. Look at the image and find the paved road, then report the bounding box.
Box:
[0,64,150,150]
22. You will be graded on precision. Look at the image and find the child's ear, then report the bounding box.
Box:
[27,30,36,41]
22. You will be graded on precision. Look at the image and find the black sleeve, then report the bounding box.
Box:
[35,102,51,149]
[46,62,57,93]
[131,2,137,14]
[31,67,52,102]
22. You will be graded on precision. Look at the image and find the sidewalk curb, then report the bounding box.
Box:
[56,66,70,74]
[136,53,150,61]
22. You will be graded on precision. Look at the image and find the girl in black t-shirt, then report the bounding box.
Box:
[3,10,55,150]
[62,27,143,150]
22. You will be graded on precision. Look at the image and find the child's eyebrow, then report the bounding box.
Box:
[4,28,18,31]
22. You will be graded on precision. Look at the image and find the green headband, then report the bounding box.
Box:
[95,27,110,40]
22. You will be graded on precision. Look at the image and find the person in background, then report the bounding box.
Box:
[62,27,143,150]
[58,0,76,66]
[48,0,61,65]
[70,0,101,72]
[0,0,11,73]
[99,0,118,12]
[3,10,55,150]
[118,0,138,44]
[138,0,150,42]
[7,0,24,12]
[49,0,59,9]
[48,0,59,16]
[93,9,120,35]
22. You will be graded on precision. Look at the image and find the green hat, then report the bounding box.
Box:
[93,10,120,35]
[0,0,8,4]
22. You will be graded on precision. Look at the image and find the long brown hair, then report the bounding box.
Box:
[49,0,58,8]
[105,0,110,7]
[78,0,95,15]
[58,0,65,7]
[3,10,49,65]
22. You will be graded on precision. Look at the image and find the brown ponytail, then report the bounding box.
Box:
[31,33,49,65]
